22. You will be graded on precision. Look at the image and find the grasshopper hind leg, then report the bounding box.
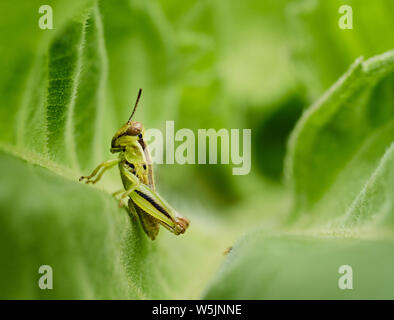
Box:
[128,199,160,240]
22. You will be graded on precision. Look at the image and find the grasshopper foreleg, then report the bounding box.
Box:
[79,159,120,184]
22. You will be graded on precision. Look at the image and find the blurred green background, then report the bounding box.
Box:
[0,0,393,299]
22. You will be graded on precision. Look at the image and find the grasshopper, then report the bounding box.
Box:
[79,89,189,240]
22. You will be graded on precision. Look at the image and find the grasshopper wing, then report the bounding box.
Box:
[129,199,159,240]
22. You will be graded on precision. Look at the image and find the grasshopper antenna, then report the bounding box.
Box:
[128,88,142,122]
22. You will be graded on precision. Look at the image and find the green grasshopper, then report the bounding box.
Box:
[79,89,189,240]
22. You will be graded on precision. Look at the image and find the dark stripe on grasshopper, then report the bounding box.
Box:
[134,190,172,220]
[126,161,135,169]
[138,138,146,150]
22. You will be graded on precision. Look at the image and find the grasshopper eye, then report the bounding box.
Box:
[126,121,143,136]
[138,133,143,138]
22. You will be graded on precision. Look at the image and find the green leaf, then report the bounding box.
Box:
[15,6,107,171]
[0,0,94,145]
[288,0,394,99]
[2,0,394,300]
[203,232,394,299]
[0,151,130,299]
[0,1,238,299]
[0,150,232,299]
[46,17,87,167]
[341,143,394,229]
[285,51,394,224]
[204,51,394,299]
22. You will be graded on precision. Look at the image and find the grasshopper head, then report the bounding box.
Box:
[110,121,145,153]
[110,89,146,153]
